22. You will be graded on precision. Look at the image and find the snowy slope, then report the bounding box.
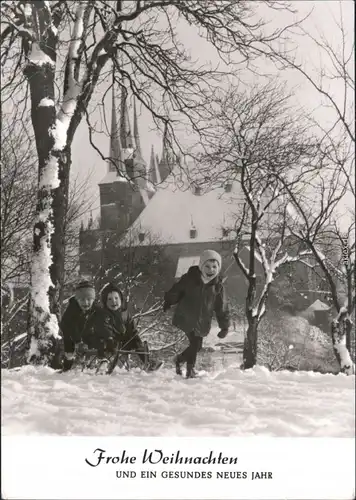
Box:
[2,365,354,437]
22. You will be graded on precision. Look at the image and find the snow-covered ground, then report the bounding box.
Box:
[2,363,354,437]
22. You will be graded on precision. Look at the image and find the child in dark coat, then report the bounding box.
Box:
[163,249,230,378]
[100,283,155,369]
[60,280,115,371]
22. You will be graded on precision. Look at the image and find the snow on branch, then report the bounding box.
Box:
[233,246,249,279]
[38,98,55,108]
[39,156,60,190]
[67,3,86,86]
[28,42,55,67]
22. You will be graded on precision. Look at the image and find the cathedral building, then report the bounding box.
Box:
[79,84,316,312]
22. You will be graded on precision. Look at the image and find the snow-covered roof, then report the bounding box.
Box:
[304,299,331,312]
[99,171,127,185]
[120,173,244,246]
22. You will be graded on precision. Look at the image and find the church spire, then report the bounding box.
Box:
[158,123,173,182]
[149,145,157,185]
[109,79,124,175]
[120,82,134,152]
[148,145,161,186]
[133,98,141,156]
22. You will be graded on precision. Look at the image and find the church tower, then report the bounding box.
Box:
[98,75,154,232]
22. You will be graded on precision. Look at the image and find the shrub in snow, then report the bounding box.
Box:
[257,312,339,374]
[139,316,186,366]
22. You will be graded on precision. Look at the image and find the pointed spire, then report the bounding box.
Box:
[158,123,173,182]
[109,80,125,175]
[149,145,158,185]
[133,98,141,156]
[88,211,93,229]
[148,145,161,186]
[120,83,134,152]
[161,122,169,162]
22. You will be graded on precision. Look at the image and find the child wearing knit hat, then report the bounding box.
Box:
[60,280,100,371]
[163,249,230,378]
[99,283,163,371]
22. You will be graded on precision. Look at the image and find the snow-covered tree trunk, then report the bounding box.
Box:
[24,34,63,363]
[22,3,90,365]
[50,149,71,315]
[331,309,355,375]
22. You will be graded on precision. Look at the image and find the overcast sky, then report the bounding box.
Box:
[70,0,354,225]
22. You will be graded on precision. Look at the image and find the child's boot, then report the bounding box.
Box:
[175,355,182,376]
[186,364,197,379]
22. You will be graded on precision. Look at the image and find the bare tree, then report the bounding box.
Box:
[199,82,319,369]
[1,0,305,364]
[277,172,355,374]
[269,4,355,374]
[1,111,36,287]
[63,172,98,289]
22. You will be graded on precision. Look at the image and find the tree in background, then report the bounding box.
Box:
[271,4,355,374]
[1,112,36,288]
[1,0,305,364]
[279,175,355,374]
[199,82,321,369]
[63,172,97,290]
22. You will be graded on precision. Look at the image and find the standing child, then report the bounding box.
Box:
[163,250,230,378]
[100,283,162,371]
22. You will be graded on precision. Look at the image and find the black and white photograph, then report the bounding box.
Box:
[1,0,355,498]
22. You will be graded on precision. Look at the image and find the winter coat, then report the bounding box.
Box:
[60,297,102,354]
[164,265,230,337]
[97,308,144,351]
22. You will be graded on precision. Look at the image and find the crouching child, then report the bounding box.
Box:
[100,283,163,371]
[60,281,108,371]
[163,250,230,378]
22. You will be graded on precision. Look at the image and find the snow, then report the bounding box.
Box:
[69,4,85,61]
[27,337,41,360]
[23,3,32,16]
[39,155,60,189]
[38,98,55,107]
[30,219,60,341]
[28,42,55,67]
[53,93,78,151]
[2,365,354,437]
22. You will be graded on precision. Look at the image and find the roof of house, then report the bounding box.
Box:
[120,172,244,246]
[303,299,331,314]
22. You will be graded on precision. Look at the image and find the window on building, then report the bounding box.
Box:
[190,228,197,239]
[224,182,232,193]
[138,232,145,243]
[222,227,229,237]
[194,185,202,196]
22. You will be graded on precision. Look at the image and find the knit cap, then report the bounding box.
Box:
[75,280,95,291]
[199,249,222,272]
[75,280,95,299]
